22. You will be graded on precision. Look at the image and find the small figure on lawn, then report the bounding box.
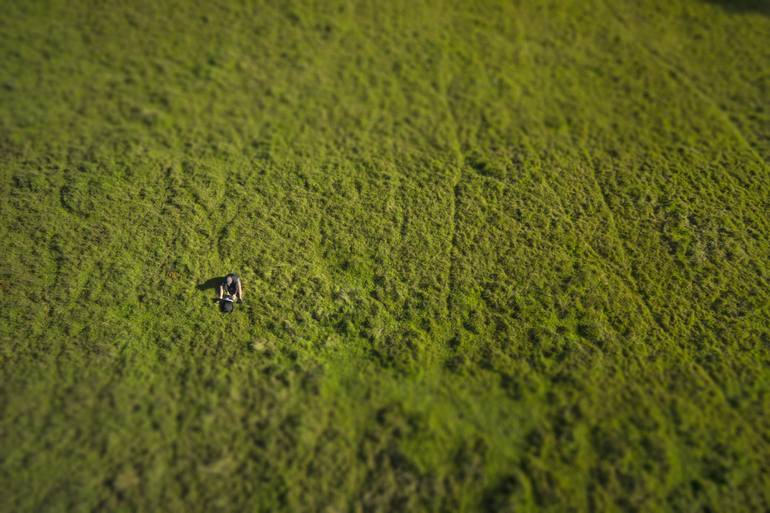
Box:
[218,273,243,303]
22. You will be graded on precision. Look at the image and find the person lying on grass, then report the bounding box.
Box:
[218,273,243,302]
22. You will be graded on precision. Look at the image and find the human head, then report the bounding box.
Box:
[226,275,233,285]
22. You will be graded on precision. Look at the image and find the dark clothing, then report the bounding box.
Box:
[220,296,235,313]
[223,273,240,295]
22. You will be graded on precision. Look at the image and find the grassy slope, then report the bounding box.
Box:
[1,0,769,511]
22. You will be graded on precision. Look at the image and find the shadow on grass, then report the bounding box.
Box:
[197,276,224,291]
[702,0,770,15]
[199,276,232,311]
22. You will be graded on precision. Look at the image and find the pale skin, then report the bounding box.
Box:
[218,276,243,302]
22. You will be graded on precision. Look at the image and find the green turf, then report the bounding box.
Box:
[1,0,770,511]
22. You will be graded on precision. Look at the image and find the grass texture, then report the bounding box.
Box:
[1,0,770,511]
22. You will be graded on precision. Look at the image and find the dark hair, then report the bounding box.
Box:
[221,299,234,313]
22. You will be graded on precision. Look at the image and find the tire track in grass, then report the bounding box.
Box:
[596,0,770,342]
[635,49,770,249]
[54,167,101,304]
[446,167,462,319]
[573,168,768,452]
[601,0,770,174]
[594,0,767,449]
[439,31,465,324]
[596,2,766,314]
[644,46,770,171]
[582,142,767,447]
[581,147,657,317]
[215,210,240,264]
[597,5,770,290]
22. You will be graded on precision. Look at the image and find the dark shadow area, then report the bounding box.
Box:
[197,276,224,291]
[702,0,770,15]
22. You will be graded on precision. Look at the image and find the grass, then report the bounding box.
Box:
[1,0,769,511]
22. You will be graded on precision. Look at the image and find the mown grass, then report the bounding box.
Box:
[1,0,769,511]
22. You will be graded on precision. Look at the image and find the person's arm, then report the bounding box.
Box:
[237,280,243,301]
[218,284,224,299]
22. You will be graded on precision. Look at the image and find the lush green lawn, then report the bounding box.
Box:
[1,0,769,511]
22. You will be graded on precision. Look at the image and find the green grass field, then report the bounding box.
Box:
[1,0,770,511]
